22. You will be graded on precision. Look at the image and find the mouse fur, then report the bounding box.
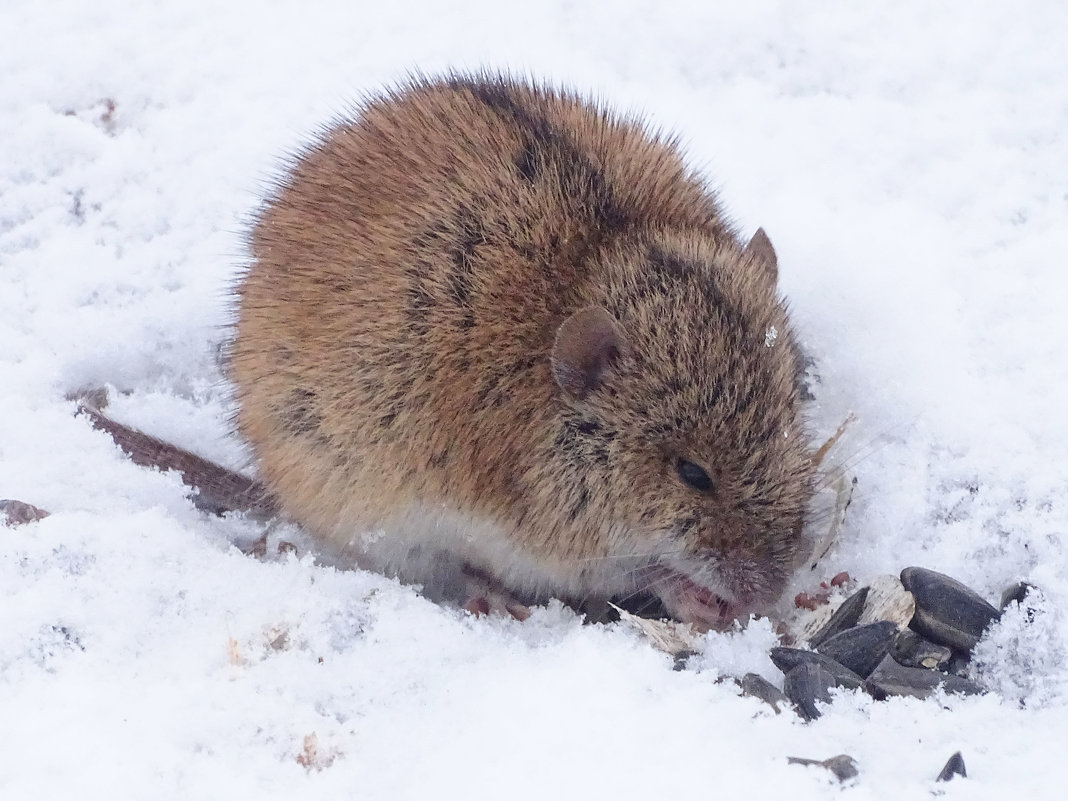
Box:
[221,72,816,627]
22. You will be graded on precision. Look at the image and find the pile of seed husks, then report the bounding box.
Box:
[737,567,1034,721]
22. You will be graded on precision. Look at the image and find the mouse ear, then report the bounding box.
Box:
[551,307,629,399]
[745,227,778,284]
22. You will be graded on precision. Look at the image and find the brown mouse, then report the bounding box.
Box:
[90,73,816,629]
[226,72,816,628]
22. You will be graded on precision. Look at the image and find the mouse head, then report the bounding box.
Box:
[548,229,814,628]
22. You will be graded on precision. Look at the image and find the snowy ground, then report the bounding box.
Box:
[3,1,1068,798]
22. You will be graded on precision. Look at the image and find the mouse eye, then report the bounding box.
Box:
[676,459,714,493]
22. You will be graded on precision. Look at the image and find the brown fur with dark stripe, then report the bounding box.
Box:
[229,73,814,625]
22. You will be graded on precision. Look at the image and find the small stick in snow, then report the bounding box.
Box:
[812,413,857,469]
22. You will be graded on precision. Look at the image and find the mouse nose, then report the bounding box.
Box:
[715,550,790,612]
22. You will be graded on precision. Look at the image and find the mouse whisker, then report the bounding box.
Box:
[813,416,918,490]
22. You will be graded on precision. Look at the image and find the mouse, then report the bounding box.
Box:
[90,73,817,630]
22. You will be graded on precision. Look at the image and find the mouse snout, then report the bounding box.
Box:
[711,549,790,611]
[652,545,790,629]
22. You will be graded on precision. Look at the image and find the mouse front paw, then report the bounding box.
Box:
[460,566,531,621]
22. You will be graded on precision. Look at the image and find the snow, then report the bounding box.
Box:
[2,1,1067,797]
